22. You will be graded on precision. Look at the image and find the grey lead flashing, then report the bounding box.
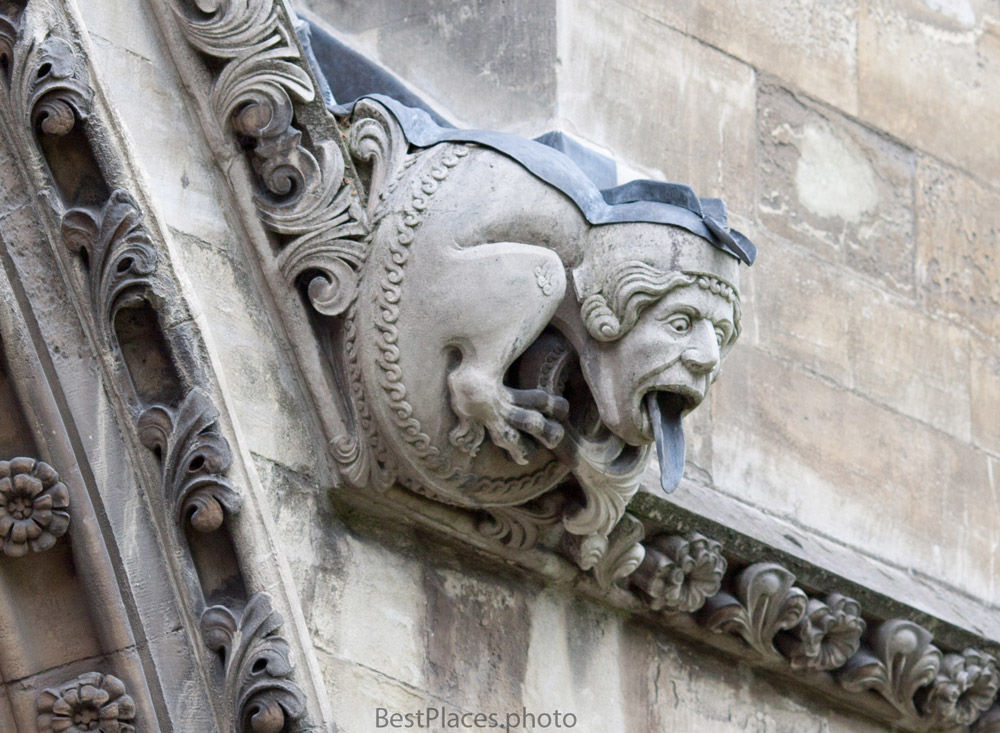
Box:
[304,19,756,266]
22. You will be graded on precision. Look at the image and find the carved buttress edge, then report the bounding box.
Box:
[170,0,368,321]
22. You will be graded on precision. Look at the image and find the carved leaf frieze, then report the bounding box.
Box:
[61,189,159,334]
[561,512,646,590]
[702,562,808,658]
[201,592,307,732]
[839,619,943,721]
[137,387,242,532]
[36,671,136,733]
[778,593,865,672]
[0,457,69,557]
[478,494,564,551]
[631,532,726,613]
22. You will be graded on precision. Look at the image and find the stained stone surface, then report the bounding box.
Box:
[1,0,998,731]
[300,0,558,131]
[757,84,917,296]
[859,0,1000,181]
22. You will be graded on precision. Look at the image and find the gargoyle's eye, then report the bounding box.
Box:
[665,314,692,334]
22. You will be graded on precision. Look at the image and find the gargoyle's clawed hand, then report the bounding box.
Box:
[448,367,568,464]
[505,388,569,449]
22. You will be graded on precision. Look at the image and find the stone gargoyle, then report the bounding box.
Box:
[310,96,755,586]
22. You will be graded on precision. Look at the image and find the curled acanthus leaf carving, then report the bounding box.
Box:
[778,593,865,672]
[174,0,366,318]
[201,592,307,732]
[920,649,1000,728]
[0,457,70,557]
[839,619,943,721]
[36,671,136,733]
[562,513,645,589]
[137,388,242,532]
[478,494,564,551]
[0,25,92,137]
[631,532,726,613]
[61,189,158,335]
[0,4,90,137]
[347,98,409,218]
[701,562,808,658]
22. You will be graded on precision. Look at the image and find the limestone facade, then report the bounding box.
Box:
[0,0,997,731]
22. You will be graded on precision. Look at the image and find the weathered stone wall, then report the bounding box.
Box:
[289,0,999,729]
[303,0,1000,607]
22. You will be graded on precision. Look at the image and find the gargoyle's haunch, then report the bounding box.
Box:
[325,98,754,584]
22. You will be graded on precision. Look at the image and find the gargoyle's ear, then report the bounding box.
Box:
[570,265,624,343]
[570,262,598,303]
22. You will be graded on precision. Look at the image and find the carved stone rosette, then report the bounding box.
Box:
[0,457,70,557]
[201,592,306,732]
[36,672,136,733]
[631,531,726,613]
[779,593,865,672]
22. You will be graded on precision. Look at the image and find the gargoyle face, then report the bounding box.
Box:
[579,282,738,448]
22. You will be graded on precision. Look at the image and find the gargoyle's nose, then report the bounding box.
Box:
[680,320,720,375]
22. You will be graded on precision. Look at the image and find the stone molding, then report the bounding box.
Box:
[0,1,320,729]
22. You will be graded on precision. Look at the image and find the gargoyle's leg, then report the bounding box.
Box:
[442,243,568,464]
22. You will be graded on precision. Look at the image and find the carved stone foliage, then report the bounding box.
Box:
[0,7,92,138]
[921,650,1000,728]
[0,457,69,557]
[36,671,136,733]
[61,189,158,336]
[702,562,808,658]
[172,0,366,320]
[201,592,306,732]
[778,593,865,672]
[841,620,944,721]
[137,388,242,532]
[631,532,726,613]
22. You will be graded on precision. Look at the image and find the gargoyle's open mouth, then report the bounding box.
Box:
[644,390,699,495]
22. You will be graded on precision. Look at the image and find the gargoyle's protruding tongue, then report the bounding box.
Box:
[645,392,686,494]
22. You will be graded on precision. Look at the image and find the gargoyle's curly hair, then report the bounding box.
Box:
[580,261,741,342]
